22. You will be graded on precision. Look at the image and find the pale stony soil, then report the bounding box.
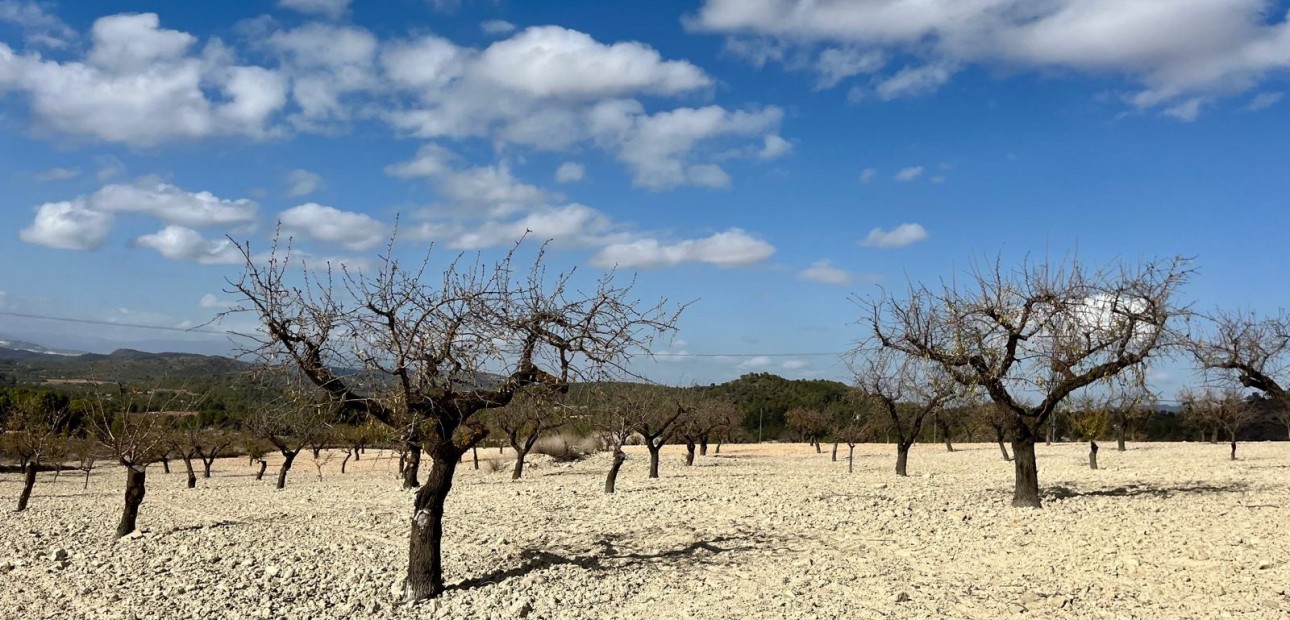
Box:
[2,441,1287,620]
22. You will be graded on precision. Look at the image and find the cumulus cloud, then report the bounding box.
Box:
[18,180,258,253]
[279,202,386,250]
[19,201,114,250]
[387,144,548,217]
[689,0,1290,115]
[199,293,235,309]
[797,259,851,286]
[781,359,808,370]
[859,223,927,249]
[759,134,792,159]
[893,166,923,182]
[266,22,377,126]
[278,0,351,20]
[555,161,586,183]
[1246,92,1284,111]
[0,0,75,48]
[0,13,287,145]
[284,169,323,197]
[132,226,241,264]
[591,228,774,269]
[738,355,772,370]
[815,47,884,89]
[859,168,878,183]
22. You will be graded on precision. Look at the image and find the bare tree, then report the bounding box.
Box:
[1181,388,1253,460]
[674,398,738,466]
[638,388,689,479]
[245,383,334,490]
[484,388,567,480]
[243,436,271,480]
[833,404,877,474]
[785,408,830,452]
[89,385,182,537]
[849,350,961,476]
[6,393,72,511]
[1067,397,1110,470]
[1189,309,1289,439]
[227,237,678,600]
[861,256,1190,507]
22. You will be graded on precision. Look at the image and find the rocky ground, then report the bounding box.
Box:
[2,441,1287,619]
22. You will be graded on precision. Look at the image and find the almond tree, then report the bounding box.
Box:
[674,398,738,466]
[861,256,1190,507]
[228,239,678,601]
[484,388,567,480]
[245,383,334,490]
[1189,309,1289,439]
[638,388,690,478]
[89,385,182,537]
[849,349,961,476]
[7,393,72,512]
[785,407,830,452]
[1181,388,1253,460]
[1068,396,1110,470]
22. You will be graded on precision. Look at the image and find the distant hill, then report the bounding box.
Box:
[0,341,250,387]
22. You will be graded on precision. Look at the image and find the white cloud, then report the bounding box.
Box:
[758,134,792,160]
[797,259,851,286]
[859,168,878,183]
[89,181,258,228]
[387,144,548,217]
[95,155,124,181]
[473,26,711,100]
[0,0,75,48]
[278,0,351,20]
[199,293,235,309]
[34,166,80,182]
[781,359,808,370]
[1246,92,1284,111]
[1164,98,1204,121]
[279,202,386,251]
[133,226,241,264]
[592,228,774,269]
[815,47,884,89]
[480,20,516,35]
[555,161,586,183]
[447,203,615,250]
[19,200,114,250]
[603,104,783,189]
[893,166,923,182]
[285,169,323,197]
[859,223,927,249]
[0,13,287,145]
[690,0,1290,115]
[738,355,772,370]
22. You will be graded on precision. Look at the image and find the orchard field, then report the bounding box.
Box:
[3,441,1287,620]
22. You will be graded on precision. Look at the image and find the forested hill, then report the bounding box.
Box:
[0,347,248,388]
[700,373,853,440]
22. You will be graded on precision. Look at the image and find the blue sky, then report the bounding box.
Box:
[1,0,1288,392]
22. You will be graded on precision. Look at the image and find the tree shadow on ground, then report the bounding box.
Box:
[1045,481,1247,500]
[449,534,755,592]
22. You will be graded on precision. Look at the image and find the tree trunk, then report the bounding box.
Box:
[995,426,1012,462]
[847,445,855,474]
[341,450,352,474]
[1115,416,1127,452]
[814,439,822,454]
[938,417,955,452]
[116,465,146,538]
[403,443,422,489]
[472,445,479,471]
[699,436,708,456]
[201,457,214,479]
[183,456,197,489]
[715,439,722,455]
[277,451,296,490]
[512,448,528,480]
[160,457,170,474]
[895,444,910,477]
[1089,441,1099,470]
[604,449,626,494]
[1046,419,1055,446]
[404,452,458,601]
[16,462,37,511]
[83,468,91,490]
[312,447,321,460]
[831,440,839,462]
[1011,422,1041,508]
[685,441,696,466]
[256,460,267,481]
[647,443,661,478]
[1230,430,1237,460]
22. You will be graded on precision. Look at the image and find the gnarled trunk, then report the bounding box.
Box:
[646,442,662,478]
[994,425,1012,462]
[512,448,528,480]
[1230,430,1238,461]
[699,435,708,456]
[814,439,822,454]
[1011,421,1041,508]
[1089,441,1099,470]
[604,449,626,493]
[831,440,839,462]
[16,461,38,512]
[847,444,856,474]
[341,450,352,474]
[116,464,146,538]
[402,442,422,489]
[277,451,296,490]
[471,445,479,471]
[1115,416,1127,452]
[895,444,910,477]
[182,455,197,489]
[404,451,458,601]
[160,457,170,474]
[715,439,722,455]
[685,441,696,466]
[256,459,268,481]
